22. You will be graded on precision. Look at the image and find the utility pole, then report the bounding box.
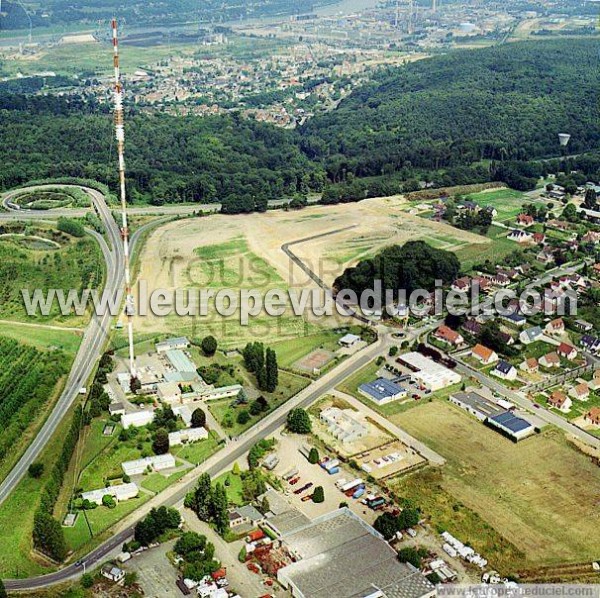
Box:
[112,18,137,378]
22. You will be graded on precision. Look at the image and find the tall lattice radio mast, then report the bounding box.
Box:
[112,18,136,377]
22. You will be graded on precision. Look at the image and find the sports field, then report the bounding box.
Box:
[465,187,541,222]
[390,401,600,571]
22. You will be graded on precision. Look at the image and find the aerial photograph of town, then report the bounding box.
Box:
[0,0,600,596]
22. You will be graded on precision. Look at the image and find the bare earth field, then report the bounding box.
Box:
[133,197,486,346]
[390,401,600,571]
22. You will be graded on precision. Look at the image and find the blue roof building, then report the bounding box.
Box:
[359,378,407,405]
[487,411,534,441]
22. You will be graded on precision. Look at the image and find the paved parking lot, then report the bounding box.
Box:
[126,540,180,598]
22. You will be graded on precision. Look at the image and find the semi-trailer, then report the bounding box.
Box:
[323,459,340,471]
[352,486,365,499]
[340,478,363,492]
[327,466,340,475]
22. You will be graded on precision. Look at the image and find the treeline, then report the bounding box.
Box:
[242,342,278,393]
[33,408,83,561]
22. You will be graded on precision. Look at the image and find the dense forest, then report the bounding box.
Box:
[300,39,600,181]
[2,39,600,211]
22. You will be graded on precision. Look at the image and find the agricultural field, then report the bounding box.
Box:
[390,400,600,571]
[0,221,104,324]
[133,197,486,347]
[0,336,70,483]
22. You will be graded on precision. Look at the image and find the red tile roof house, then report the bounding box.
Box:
[520,357,539,373]
[569,382,590,401]
[548,391,572,413]
[584,407,600,425]
[539,352,560,369]
[516,214,535,227]
[434,325,464,347]
[545,318,565,336]
[471,344,498,365]
[532,232,546,245]
[557,342,578,361]
[451,277,471,293]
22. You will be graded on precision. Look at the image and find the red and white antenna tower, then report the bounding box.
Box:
[112,17,136,377]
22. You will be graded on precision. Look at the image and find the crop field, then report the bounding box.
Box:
[0,222,104,324]
[134,197,485,347]
[390,401,600,571]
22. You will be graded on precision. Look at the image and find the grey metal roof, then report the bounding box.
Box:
[279,509,434,598]
[489,412,533,434]
[451,392,505,418]
[359,378,405,402]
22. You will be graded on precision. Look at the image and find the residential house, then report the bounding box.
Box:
[519,326,543,345]
[434,325,464,347]
[491,361,517,381]
[471,276,492,293]
[520,357,539,373]
[482,272,510,287]
[471,344,498,365]
[545,318,565,336]
[584,407,600,425]
[581,334,600,354]
[537,249,555,265]
[582,231,600,245]
[546,219,570,231]
[499,331,515,346]
[339,333,361,347]
[539,352,561,369]
[501,312,527,327]
[451,277,471,293]
[569,382,590,401]
[516,214,534,227]
[548,391,572,413]
[508,229,533,243]
[532,232,546,245]
[101,565,125,583]
[108,402,126,416]
[557,342,578,361]
[588,370,600,390]
[462,319,482,336]
[574,319,593,332]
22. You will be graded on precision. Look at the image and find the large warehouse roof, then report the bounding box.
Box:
[278,509,435,598]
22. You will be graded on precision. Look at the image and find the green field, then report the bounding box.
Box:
[214,470,245,506]
[465,188,537,222]
[390,401,600,571]
[172,431,221,466]
[455,224,517,271]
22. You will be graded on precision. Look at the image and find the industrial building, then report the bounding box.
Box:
[358,377,407,405]
[320,406,369,443]
[397,352,461,391]
[156,337,190,353]
[168,427,208,446]
[199,384,243,401]
[277,509,435,598]
[81,482,139,506]
[449,391,505,421]
[165,349,198,375]
[487,411,535,441]
[156,381,182,404]
[121,453,176,476]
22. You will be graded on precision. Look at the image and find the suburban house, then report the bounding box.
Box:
[581,334,600,353]
[537,249,555,265]
[588,370,600,391]
[574,319,593,332]
[501,312,527,327]
[508,229,532,243]
[545,318,565,336]
[101,565,125,583]
[557,342,578,361]
[539,352,560,369]
[471,276,492,293]
[471,344,498,365]
[532,232,546,245]
[491,361,517,381]
[462,319,482,336]
[451,277,471,293]
[582,231,600,245]
[519,326,543,345]
[434,325,464,347]
[548,391,572,413]
[520,357,539,373]
[516,214,534,227]
[569,382,590,401]
[584,407,600,425]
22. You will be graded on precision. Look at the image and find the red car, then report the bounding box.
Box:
[289,477,300,485]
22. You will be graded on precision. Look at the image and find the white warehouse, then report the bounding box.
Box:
[81,482,139,506]
[121,410,155,429]
[122,454,176,477]
[397,352,461,391]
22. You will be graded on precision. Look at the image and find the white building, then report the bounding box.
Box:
[339,333,361,347]
[156,336,190,353]
[121,410,155,429]
[122,453,176,476]
[199,384,243,401]
[320,407,368,444]
[173,404,194,427]
[397,352,461,391]
[81,482,139,506]
[156,381,182,404]
[168,427,208,447]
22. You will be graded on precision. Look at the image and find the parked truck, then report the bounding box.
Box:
[352,486,365,499]
[335,478,348,489]
[282,467,299,481]
[322,459,340,471]
[327,466,340,475]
